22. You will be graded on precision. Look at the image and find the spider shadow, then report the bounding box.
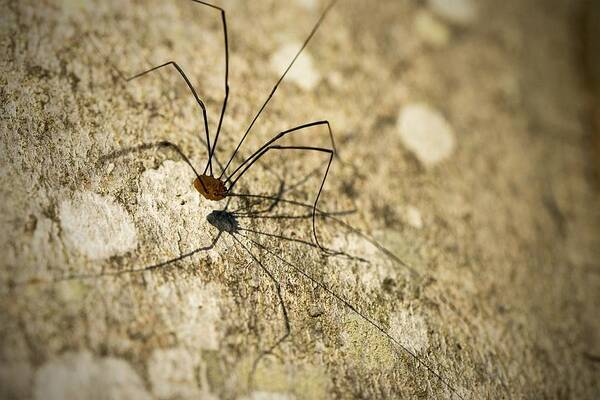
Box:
[7,140,461,398]
[100,142,374,388]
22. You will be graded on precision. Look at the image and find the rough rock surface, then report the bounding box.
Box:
[1,0,599,399]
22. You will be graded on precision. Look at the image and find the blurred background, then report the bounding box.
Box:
[1,0,599,399]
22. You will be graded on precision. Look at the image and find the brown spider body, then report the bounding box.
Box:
[193,175,227,201]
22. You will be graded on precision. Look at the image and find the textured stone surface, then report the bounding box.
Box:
[59,191,138,260]
[1,0,599,399]
[33,352,151,400]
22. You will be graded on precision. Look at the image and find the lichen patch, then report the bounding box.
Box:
[241,392,296,400]
[33,351,150,400]
[149,279,222,351]
[339,314,396,371]
[59,191,137,260]
[389,308,430,353]
[294,0,318,11]
[404,205,424,229]
[147,347,201,399]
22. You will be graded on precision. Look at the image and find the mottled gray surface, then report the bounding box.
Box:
[1,0,599,399]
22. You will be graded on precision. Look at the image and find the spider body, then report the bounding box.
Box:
[78,0,463,397]
[193,174,227,201]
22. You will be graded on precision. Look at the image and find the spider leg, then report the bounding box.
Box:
[96,139,219,195]
[7,234,222,290]
[232,208,354,221]
[89,23,227,175]
[125,61,214,175]
[246,236,465,400]
[230,235,291,387]
[228,142,334,253]
[220,0,339,175]
[97,140,201,178]
[223,120,336,252]
[231,161,328,216]
[236,229,369,264]
[187,1,230,177]
[231,193,419,276]
[223,120,336,181]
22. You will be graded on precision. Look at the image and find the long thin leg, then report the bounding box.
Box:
[126,61,214,175]
[228,160,330,217]
[235,161,332,220]
[89,34,224,177]
[98,140,201,178]
[188,1,230,177]
[223,120,336,251]
[229,144,334,252]
[220,0,339,177]
[9,234,221,289]
[230,193,419,276]
[233,160,328,217]
[222,120,336,181]
[96,139,214,195]
[246,236,465,400]
[232,208,355,220]
[230,235,291,383]
[237,228,368,264]
[229,180,286,216]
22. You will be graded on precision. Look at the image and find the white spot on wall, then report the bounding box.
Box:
[414,10,450,47]
[389,309,430,353]
[241,391,296,400]
[147,348,200,399]
[270,42,320,91]
[397,103,456,167]
[294,0,318,11]
[33,351,151,400]
[428,0,477,26]
[150,279,222,351]
[59,191,137,260]
[404,205,424,229]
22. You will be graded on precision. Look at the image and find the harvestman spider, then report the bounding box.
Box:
[23,0,466,398]
[119,0,338,255]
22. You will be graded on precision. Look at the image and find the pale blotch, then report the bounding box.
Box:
[241,392,295,400]
[404,205,424,229]
[397,103,456,167]
[147,348,200,399]
[136,160,225,258]
[150,279,222,351]
[414,10,450,47]
[33,351,151,400]
[59,191,137,260]
[294,0,318,10]
[270,42,320,91]
[428,0,477,26]
[235,355,328,400]
[389,309,430,353]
